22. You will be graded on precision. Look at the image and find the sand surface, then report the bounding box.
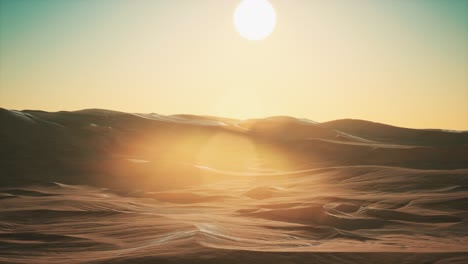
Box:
[1,108,467,263]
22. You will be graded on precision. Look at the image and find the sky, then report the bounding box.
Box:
[1,0,467,129]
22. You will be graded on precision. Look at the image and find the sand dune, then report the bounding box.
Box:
[319,119,468,146]
[1,108,467,263]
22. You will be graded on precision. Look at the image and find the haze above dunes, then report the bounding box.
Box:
[1,108,468,263]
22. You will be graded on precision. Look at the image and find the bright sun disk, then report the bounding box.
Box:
[234,0,277,41]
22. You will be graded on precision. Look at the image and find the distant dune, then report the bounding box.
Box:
[1,108,467,188]
[319,119,468,146]
[1,108,467,263]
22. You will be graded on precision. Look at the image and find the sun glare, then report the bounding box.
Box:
[234,0,277,41]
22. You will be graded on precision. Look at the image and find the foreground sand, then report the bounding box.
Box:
[1,109,467,263]
[1,166,468,263]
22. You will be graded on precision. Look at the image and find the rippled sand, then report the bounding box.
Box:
[1,166,468,263]
[1,109,468,263]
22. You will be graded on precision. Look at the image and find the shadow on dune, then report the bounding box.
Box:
[1,108,467,191]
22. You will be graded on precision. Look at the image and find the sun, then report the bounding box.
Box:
[234,0,277,41]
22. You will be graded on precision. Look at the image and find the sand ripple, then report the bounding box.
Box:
[1,166,467,263]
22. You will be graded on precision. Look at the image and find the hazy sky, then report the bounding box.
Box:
[1,0,467,129]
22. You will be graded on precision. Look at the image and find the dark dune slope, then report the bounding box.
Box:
[1,108,467,190]
[319,119,468,146]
